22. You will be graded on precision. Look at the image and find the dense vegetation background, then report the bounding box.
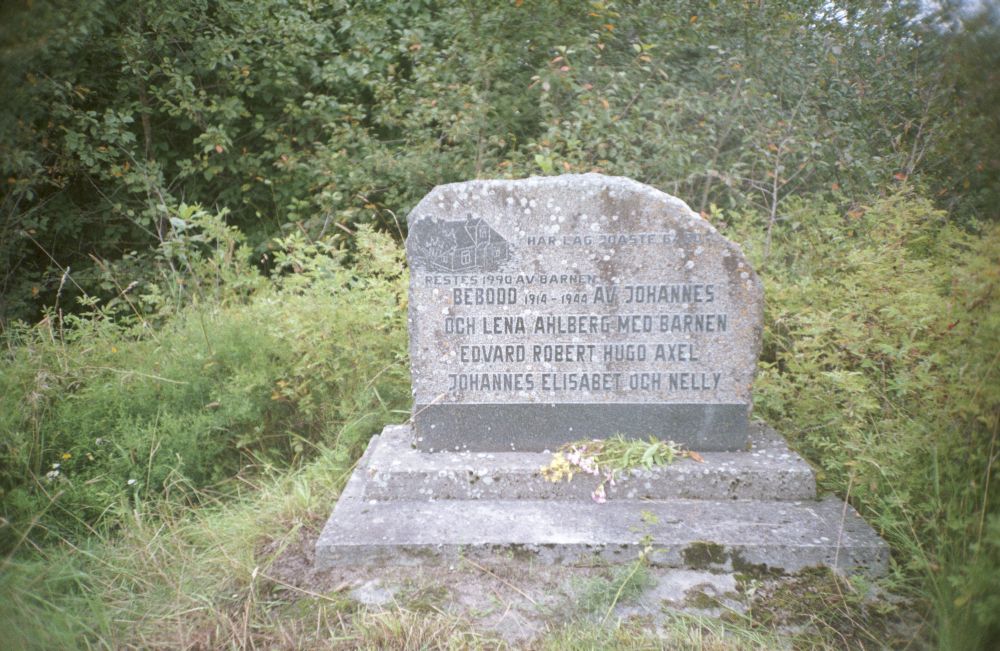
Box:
[1,0,997,648]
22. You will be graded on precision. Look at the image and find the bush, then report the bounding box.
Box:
[4,1,993,324]
[721,191,1000,648]
[0,222,409,551]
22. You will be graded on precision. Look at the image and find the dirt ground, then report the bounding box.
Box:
[259,523,925,647]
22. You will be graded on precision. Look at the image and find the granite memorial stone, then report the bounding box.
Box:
[314,174,888,577]
[406,174,763,452]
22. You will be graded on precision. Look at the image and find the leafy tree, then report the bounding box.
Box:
[1,0,996,324]
[919,1,1000,222]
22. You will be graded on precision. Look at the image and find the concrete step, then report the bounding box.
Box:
[315,488,888,576]
[364,423,816,502]
[315,424,887,577]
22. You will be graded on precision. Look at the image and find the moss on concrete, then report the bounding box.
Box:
[682,542,729,569]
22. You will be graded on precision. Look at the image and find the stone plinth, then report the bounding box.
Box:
[315,423,889,576]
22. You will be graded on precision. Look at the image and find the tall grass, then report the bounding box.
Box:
[1,443,356,649]
[724,191,1000,649]
[0,192,996,648]
[1,213,410,553]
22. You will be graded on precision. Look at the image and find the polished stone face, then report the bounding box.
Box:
[405,174,763,452]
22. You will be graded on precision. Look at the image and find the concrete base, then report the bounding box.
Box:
[316,423,889,576]
[365,423,815,502]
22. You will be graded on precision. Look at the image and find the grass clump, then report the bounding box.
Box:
[573,559,654,620]
[0,450,500,650]
[538,615,785,651]
[736,568,911,650]
[0,429,366,650]
[339,610,502,651]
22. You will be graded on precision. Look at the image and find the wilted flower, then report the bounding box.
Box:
[541,452,576,482]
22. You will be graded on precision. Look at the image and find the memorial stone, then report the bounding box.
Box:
[406,174,763,452]
[315,174,888,577]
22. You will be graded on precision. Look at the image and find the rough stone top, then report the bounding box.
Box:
[405,174,764,452]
